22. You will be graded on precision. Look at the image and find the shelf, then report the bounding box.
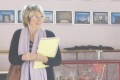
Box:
[62,60,120,64]
[61,49,120,53]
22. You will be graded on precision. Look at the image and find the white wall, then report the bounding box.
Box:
[0,0,120,71]
[0,0,120,50]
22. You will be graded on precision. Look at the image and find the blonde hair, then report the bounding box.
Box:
[21,4,44,27]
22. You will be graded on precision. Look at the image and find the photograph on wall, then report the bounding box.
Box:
[92,0,111,1]
[75,12,90,24]
[44,11,53,23]
[18,10,22,23]
[80,0,92,1]
[93,12,108,24]
[56,11,72,24]
[0,10,15,23]
[111,12,120,24]
[111,0,120,1]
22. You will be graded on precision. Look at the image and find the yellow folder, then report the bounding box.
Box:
[34,37,60,69]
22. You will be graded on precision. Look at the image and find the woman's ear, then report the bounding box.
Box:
[27,16,30,22]
[27,16,31,24]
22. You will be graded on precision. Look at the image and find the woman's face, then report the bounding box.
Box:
[29,11,44,29]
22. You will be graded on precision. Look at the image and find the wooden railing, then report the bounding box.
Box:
[1,49,120,53]
[0,50,8,53]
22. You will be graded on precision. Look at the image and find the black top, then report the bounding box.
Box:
[9,29,61,80]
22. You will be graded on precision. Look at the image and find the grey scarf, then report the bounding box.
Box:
[18,27,47,80]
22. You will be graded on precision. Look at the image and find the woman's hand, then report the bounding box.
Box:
[22,52,48,63]
[35,53,48,63]
[22,52,37,61]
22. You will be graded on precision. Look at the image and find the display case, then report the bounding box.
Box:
[53,49,120,80]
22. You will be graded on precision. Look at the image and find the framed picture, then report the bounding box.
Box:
[111,12,120,24]
[111,0,120,1]
[92,0,111,1]
[93,12,108,24]
[79,0,92,1]
[44,11,53,23]
[56,11,72,24]
[18,10,22,23]
[75,12,90,24]
[0,10,15,23]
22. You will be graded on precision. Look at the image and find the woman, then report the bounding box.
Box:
[9,4,61,80]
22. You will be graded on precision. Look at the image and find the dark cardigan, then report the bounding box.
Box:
[9,29,61,80]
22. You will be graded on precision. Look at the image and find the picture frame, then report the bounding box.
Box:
[44,11,53,23]
[79,0,91,1]
[0,10,15,23]
[111,12,120,24]
[93,12,108,24]
[56,11,72,24]
[75,11,90,24]
[18,10,22,23]
[111,0,120,1]
[92,0,111,1]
